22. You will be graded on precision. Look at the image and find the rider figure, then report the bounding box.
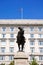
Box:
[16,27,25,51]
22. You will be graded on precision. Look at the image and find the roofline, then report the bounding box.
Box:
[0,19,43,25]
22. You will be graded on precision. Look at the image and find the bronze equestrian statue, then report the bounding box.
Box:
[16,27,25,51]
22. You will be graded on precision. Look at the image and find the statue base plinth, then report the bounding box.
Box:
[14,52,28,65]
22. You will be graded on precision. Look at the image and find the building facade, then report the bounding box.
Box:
[0,19,43,65]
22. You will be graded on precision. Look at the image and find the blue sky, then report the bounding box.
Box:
[0,0,43,19]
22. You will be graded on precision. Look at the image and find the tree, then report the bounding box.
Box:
[9,61,14,65]
[1,63,5,65]
[29,58,39,65]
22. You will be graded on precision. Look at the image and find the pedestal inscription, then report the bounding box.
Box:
[15,59,28,65]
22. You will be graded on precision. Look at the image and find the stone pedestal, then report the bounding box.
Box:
[14,52,28,65]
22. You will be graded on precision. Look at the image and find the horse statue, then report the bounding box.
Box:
[16,27,25,51]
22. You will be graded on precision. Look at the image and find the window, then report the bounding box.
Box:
[9,47,14,52]
[1,40,6,45]
[10,27,14,31]
[30,56,35,60]
[2,34,6,38]
[2,27,6,31]
[30,41,34,45]
[39,56,43,60]
[30,27,34,31]
[38,27,42,31]
[30,34,34,38]
[1,47,5,53]
[0,56,5,60]
[30,47,35,53]
[39,34,42,38]
[10,34,14,38]
[10,40,14,45]
[39,41,43,45]
[9,56,14,60]
[39,47,43,53]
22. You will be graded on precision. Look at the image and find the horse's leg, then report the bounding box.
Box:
[18,44,20,51]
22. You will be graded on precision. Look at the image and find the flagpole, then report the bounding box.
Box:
[21,8,23,19]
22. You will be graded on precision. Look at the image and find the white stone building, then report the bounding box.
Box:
[0,19,43,65]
